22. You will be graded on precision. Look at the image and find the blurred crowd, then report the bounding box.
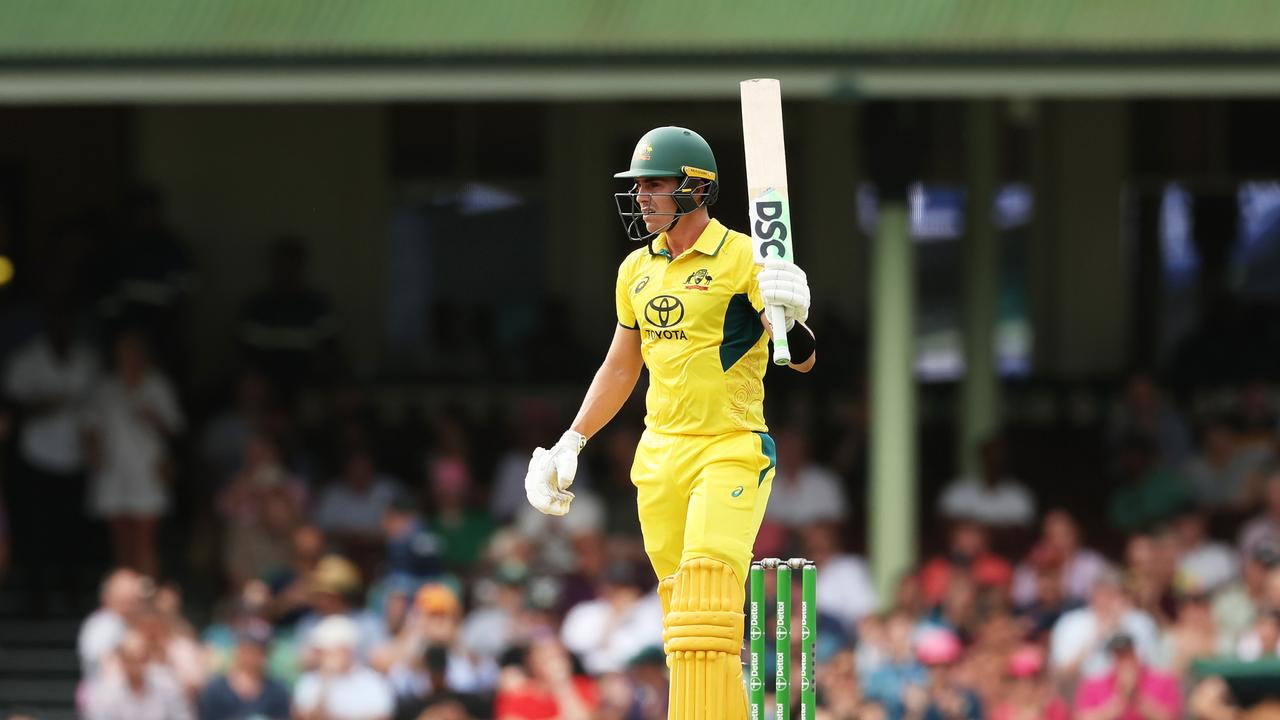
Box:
[0,193,1278,719]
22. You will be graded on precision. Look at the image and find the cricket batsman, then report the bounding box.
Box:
[524,126,814,719]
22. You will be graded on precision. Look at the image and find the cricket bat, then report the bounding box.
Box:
[740,78,794,365]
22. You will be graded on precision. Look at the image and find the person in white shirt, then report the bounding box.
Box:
[1050,571,1160,682]
[799,521,878,636]
[3,306,100,608]
[938,436,1035,528]
[82,329,184,578]
[763,429,848,529]
[1012,509,1110,608]
[313,446,402,545]
[560,560,663,675]
[1171,510,1240,593]
[78,568,145,679]
[292,615,395,720]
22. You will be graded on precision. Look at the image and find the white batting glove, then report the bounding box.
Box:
[757,258,810,330]
[524,430,586,516]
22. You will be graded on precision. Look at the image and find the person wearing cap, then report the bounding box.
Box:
[1072,634,1181,720]
[197,619,290,720]
[292,615,395,720]
[904,628,982,720]
[295,554,387,664]
[991,645,1069,720]
[1050,570,1160,681]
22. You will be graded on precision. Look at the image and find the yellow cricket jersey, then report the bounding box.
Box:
[615,218,770,436]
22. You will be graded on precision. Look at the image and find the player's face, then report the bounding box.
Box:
[634,177,681,232]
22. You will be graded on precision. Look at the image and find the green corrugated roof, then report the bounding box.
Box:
[2,0,1280,63]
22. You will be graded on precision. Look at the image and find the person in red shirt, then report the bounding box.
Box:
[494,635,597,720]
[919,520,1013,606]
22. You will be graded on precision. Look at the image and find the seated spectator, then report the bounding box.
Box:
[217,432,308,587]
[79,568,144,679]
[85,629,193,720]
[1184,419,1272,510]
[1214,544,1280,652]
[924,570,983,644]
[938,436,1035,529]
[560,559,662,675]
[1107,372,1192,470]
[1107,433,1196,534]
[313,446,402,556]
[815,647,864,720]
[1239,469,1280,559]
[1050,571,1160,682]
[493,636,598,720]
[1158,589,1220,677]
[264,524,326,627]
[1126,533,1179,627]
[197,620,290,720]
[461,565,533,660]
[909,628,983,720]
[801,521,878,636]
[990,645,1069,720]
[1014,545,1075,641]
[862,612,929,720]
[918,520,1013,606]
[1072,634,1182,720]
[425,456,496,574]
[381,487,445,585]
[1171,510,1240,593]
[1187,676,1240,720]
[292,615,395,720]
[295,554,387,664]
[396,645,492,720]
[1229,381,1278,443]
[1012,509,1109,608]
[375,583,499,701]
[763,428,848,529]
[1235,607,1280,661]
[131,601,208,697]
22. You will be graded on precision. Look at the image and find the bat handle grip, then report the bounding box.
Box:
[769,304,791,365]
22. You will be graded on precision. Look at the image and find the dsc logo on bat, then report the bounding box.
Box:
[750,188,791,261]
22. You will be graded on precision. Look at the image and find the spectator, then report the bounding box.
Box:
[801,521,878,635]
[1170,510,1240,593]
[1187,676,1240,720]
[217,432,308,587]
[1235,607,1280,661]
[238,235,339,392]
[382,487,446,585]
[990,645,1068,720]
[82,329,184,577]
[3,301,100,611]
[295,554,387,664]
[1239,469,1280,559]
[1107,372,1193,469]
[815,647,863,720]
[376,583,499,700]
[314,445,403,556]
[489,399,558,524]
[907,627,982,720]
[198,368,275,491]
[1214,544,1280,652]
[461,566,535,660]
[1014,545,1074,641]
[1107,433,1196,534]
[1072,633,1182,720]
[78,568,144,679]
[560,559,662,675]
[197,619,290,720]
[264,524,326,626]
[918,520,1013,606]
[1012,509,1109,608]
[85,629,193,720]
[1184,419,1272,510]
[1050,571,1160,682]
[1229,381,1278,442]
[396,645,491,720]
[862,612,929,720]
[1158,590,1219,677]
[1126,533,1179,628]
[292,615,395,720]
[425,457,496,574]
[763,428,848,529]
[938,436,1035,529]
[131,601,207,697]
[493,636,597,720]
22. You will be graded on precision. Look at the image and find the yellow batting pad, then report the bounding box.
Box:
[665,557,748,720]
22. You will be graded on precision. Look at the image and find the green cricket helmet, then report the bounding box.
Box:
[614,126,720,243]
